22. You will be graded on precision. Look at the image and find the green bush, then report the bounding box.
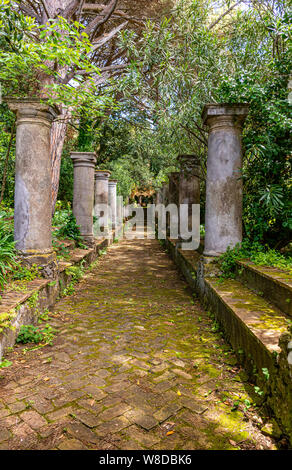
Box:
[16,324,56,345]
[218,239,292,279]
[16,325,43,344]
[54,212,85,247]
[12,263,41,281]
[0,214,17,289]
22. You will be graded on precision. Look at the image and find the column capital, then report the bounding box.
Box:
[202,103,249,131]
[109,179,118,186]
[95,170,111,180]
[71,152,97,169]
[6,98,59,128]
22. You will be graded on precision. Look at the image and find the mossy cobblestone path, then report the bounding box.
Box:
[0,235,276,450]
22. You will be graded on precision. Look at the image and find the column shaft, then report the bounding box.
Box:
[108,180,118,230]
[7,99,57,273]
[178,154,200,234]
[202,104,249,256]
[94,170,111,236]
[71,152,97,246]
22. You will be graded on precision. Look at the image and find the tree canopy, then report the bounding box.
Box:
[0,0,291,245]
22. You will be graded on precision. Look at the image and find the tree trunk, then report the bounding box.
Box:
[50,108,71,215]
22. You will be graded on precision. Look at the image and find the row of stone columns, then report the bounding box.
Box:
[7,99,121,276]
[70,154,119,246]
[159,103,249,256]
[71,154,119,246]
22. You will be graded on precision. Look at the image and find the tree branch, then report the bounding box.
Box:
[208,1,242,30]
[39,0,50,20]
[85,0,118,36]
[91,22,128,51]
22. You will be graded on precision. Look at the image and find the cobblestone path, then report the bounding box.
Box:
[0,235,275,450]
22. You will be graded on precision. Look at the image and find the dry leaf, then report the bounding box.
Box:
[229,440,237,447]
[177,390,182,396]
[166,431,174,436]
[43,377,50,382]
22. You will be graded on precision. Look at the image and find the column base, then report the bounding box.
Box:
[203,250,223,257]
[18,249,59,279]
[81,234,96,248]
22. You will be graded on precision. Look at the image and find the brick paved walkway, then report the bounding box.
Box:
[0,234,275,449]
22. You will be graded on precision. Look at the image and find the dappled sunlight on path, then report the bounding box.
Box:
[0,232,275,450]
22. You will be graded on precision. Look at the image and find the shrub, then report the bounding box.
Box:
[16,324,56,345]
[218,239,292,279]
[0,215,17,289]
[54,212,85,247]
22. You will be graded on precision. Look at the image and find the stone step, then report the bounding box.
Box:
[204,276,289,372]
[235,260,292,317]
[164,236,292,443]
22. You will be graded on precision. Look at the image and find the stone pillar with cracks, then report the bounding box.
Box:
[202,103,249,256]
[7,98,58,277]
[71,152,97,247]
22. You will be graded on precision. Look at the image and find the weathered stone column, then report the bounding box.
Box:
[167,172,180,237]
[71,152,97,246]
[94,170,111,236]
[162,183,169,206]
[178,154,200,234]
[7,98,58,275]
[108,179,118,230]
[155,189,163,205]
[202,103,249,256]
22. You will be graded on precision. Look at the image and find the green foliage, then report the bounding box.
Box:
[27,291,39,308]
[54,212,85,247]
[12,264,40,282]
[65,264,84,282]
[0,3,117,118]
[218,239,292,279]
[52,205,71,227]
[16,323,56,346]
[0,212,17,289]
[0,359,12,368]
[262,368,270,382]
[16,325,43,344]
[118,0,291,245]
[0,309,15,333]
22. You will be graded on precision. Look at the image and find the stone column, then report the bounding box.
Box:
[155,189,163,205]
[178,155,200,234]
[94,170,111,237]
[7,98,58,275]
[71,152,97,246]
[167,172,180,237]
[168,172,180,206]
[162,183,169,206]
[202,103,249,256]
[108,180,118,230]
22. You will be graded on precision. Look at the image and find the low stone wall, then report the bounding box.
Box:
[163,236,292,444]
[235,260,292,317]
[0,234,113,361]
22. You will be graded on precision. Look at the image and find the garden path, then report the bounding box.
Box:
[0,230,275,450]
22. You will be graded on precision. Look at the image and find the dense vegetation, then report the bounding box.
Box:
[0,0,291,290]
